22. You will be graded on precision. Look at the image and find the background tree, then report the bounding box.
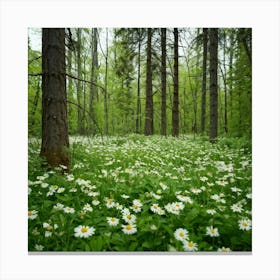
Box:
[161,28,167,136]
[40,28,69,169]
[209,28,218,142]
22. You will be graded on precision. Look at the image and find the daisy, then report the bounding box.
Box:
[92,200,100,206]
[216,180,228,187]
[200,176,208,182]
[231,187,242,193]
[218,247,231,252]
[74,225,95,238]
[182,240,198,252]
[107,217,119,226]
[230,203,243,213]
[206,209,217,215]
[83,203,93,212]
[206,226,219,237]
[238,218,252,231]
[191,188,202,194]
[150,204,165,215]
[150,224,157,231]
[53,203,64,210]
[174,228,189,241]
[63,207,75,214]
[45,231,52,237]
[121,194,130,199]
[131,204,142,213]
[57,187,65,193]
[105,198,115,208]
[122,224,137,235]
[28,210,38,220]
[123,213,137,224]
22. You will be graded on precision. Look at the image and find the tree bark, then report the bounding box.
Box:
[144,28,153,136]
[89,28,98,134]
[161,28,167,136]
[200,28,208,134]
[136,37,141,134]
[209,28,218,142]
[104,28,109,135]
[76,28,82,134]
[172,28,179,137]
[40,28,69,169]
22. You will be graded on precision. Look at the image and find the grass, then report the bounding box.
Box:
[28,134,252,252]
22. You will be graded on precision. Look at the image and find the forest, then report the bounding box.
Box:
[28,28,252,252]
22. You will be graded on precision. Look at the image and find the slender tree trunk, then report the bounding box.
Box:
[89,28,98,134]
[136,39,141,134]
[172,28,179,137]
[201,28,208,134]
[104,28,109,135]
[76,28,82,134]
[30,78,40,128]
[223,31,228,134]
[66,44,73,132]
[40,28,69,169]
[229,32,234,121]
[144,28,153,136]
[209,28,218,142]
[161,28,167,136]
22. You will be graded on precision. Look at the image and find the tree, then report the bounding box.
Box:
[40,28,69,169]
[172,28,179,137]
[161,28,167,136]
[209,28,218,142]
[200,28,208,134]
[144,28,153,135]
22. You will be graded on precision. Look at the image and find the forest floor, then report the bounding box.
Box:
[28,134,252,252]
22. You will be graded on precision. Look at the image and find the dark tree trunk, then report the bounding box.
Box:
[209,28,218,142]
[136,38,141,134]
[89,28,98,134]
[200,28,208,134]
[76,28,82,134]
[223,31,228,134]
[161,28,167,136]
[40,28,69,169]
[30,78,40,128]
[66,44,73,132]
[172,28,179,137]
[144,28,153,136]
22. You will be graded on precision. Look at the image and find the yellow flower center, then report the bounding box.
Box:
[222,248,227,252]
[179,232,185,237]
[127,215,131,219]
[188,242,193,247]
[242,222,248,227]
[28,211,33,216]
[81,227,88,233]
[134,205,139,209]
[111,218,116,222]
[210,229,215,234]
[153,205,158,209]
[126,225,132,230]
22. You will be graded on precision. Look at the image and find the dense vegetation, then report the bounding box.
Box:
[28,28,252,252]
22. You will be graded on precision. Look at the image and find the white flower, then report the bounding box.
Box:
[105,198,115,208]
[66,174,75,181]
[34,244,44,251]
[92,200,100,206]
[238,218,252,231]
[69,188,77,192]
[218,247,231,252]
[231,187,242,193]
[176,195,193,204]
[107,217,119,226]
[53,203,64,210]
[123,213,136,224]
[216,180,228,187]
[159,182,168,190]
[182,240,198,252]
[131,204,142,213]
[83,203,93,212]
[41,182,49,188]
[28,187,32,195]
[45,231,52,237]
[121,194,130,199]
[191,188,202,194]
[150,204,165,215]
[63,207,75,214]
[200,176,208,182]
[174,228,189,241]
[28,210,38,220]
[74,225,95,238]
[230,203,243,213]
[57,187,65,193]
[122,224,137,235]
[206,226,219,237]
[150,224,157,231]
[246,193,252,199]
[206,209,217,215]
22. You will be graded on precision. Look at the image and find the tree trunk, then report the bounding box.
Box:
[209,28,218,142]
[104,28,109,135]
[144,28,153,136]
[40,28,69,169]
[66,43,73,132]
[30,78,40,128]
[200,28,208,134]
[223,30,228,134]
[172,28,179,137]
[136,38,141,134]
[161,28,167,136]
[76,28,82,134]
[89,28,98,134]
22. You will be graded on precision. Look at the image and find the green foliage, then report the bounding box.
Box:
[28,135,252,252]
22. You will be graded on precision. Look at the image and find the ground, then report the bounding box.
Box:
[28,134,252,252]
